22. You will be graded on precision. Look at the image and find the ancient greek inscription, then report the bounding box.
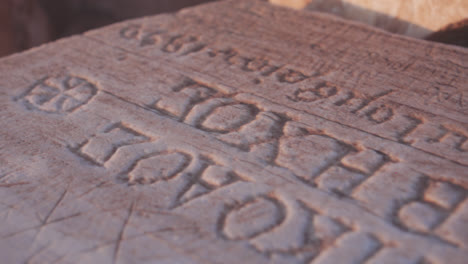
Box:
[119,25,310,85]
[69,119,243,209]
[119,24,206,56]
[401,121,468,165]
[16,75,97,114]
[277,122,392,194]
[2,1,468,263]
[210,48,281,77]
[286,81,394,120]
[396,177,467,246]
[150,77,288,162]
[423,126,468,152]
[287,81,338,102]
[338,50,468,112]
[120,24,141,40]
[217,193,387,263]
[209,47,310,84]
[115,22,467,167]
[411,62,468,110]
[152,78,218,121]
[70,122,151,166]
[428,86,465,108]
[361,50,416,72]
[122,151,192,185]
[120,151,242,208]
[145,76,418,216]
[283,78,468,163]
[150,77,402,195]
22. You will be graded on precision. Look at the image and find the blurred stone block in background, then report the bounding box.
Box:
[270,0,468,38]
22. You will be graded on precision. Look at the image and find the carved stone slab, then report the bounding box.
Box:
[0,1,467,263]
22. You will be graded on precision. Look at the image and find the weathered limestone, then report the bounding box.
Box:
[0,0,467,263]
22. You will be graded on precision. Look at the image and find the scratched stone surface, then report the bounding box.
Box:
[0,0,467,263]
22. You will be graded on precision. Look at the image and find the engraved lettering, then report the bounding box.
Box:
[70,123,151,166]
[17,75,97,114]
[120,24,141,40]
[287,81,337,102]
[276,68,309,84]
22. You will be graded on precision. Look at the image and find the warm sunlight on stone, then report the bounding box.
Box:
[270,0,468,38]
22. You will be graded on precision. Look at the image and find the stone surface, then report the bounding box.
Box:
[0,0,467,263]
[270,0,468,38]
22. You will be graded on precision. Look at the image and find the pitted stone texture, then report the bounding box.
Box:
[0,0,467,263]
